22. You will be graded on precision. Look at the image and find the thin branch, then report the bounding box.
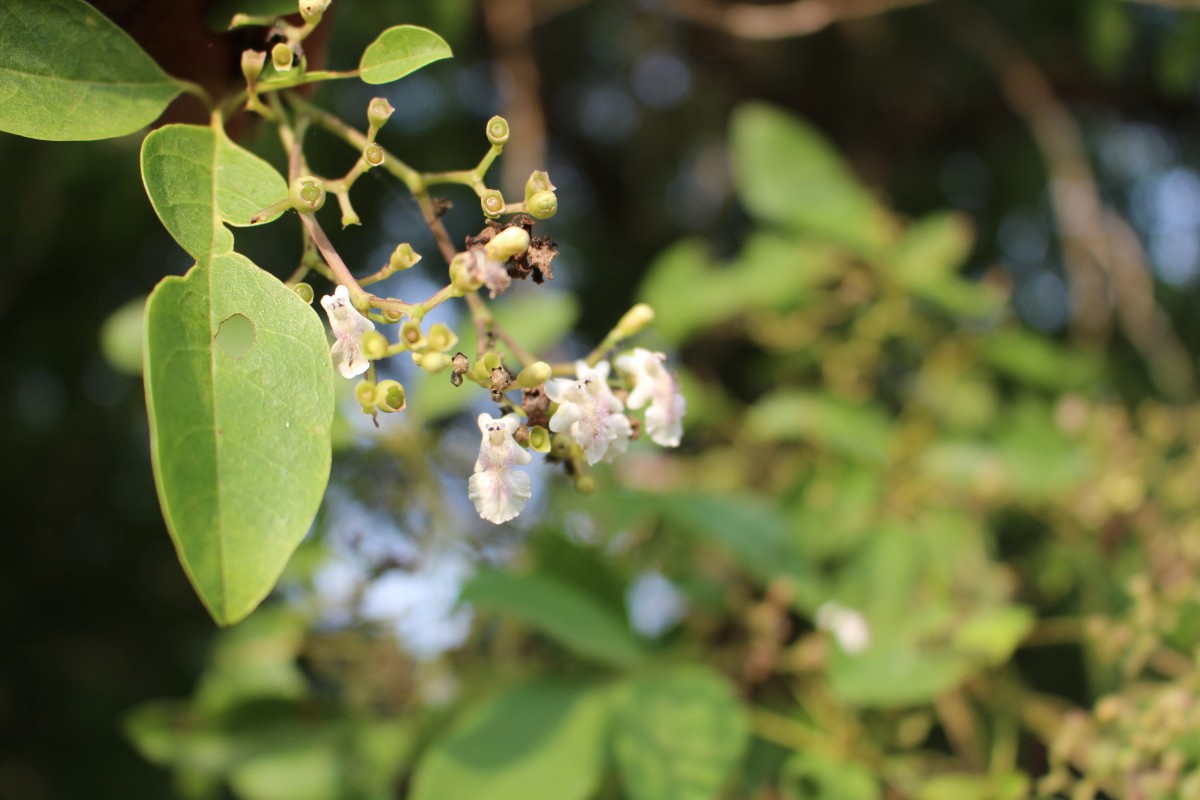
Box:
[663,0,938,40]
[957,7,1197,398]
[482,0,547,195]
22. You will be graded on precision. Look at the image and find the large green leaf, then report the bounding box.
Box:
[612,665,750,800]
[0,0,181,140]
[359,25,452,85]
[730,103,894,254]
[745,390,894,464]
[462,568,645,667]
[141,124,288,261]
[410,682,610,800]
[144,252,334,625]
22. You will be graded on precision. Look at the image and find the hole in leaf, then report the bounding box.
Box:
[216,314,256,358]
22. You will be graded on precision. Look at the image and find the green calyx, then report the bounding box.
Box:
[486,115,510,146]
[526,190,557,220]
[374,379,406,412]
[481,190,505,219]
[289,175,326,212]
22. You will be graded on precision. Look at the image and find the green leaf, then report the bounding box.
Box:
[781,751,879,800]
[205,0,297,30]
[100,294,148,376]
[892,212,973,289]
[359,25,452,85]
[227,746,343,800]
[141,124,288,261]
[144,252,334,625]
[982,330,1102,391]
[612,665,750,800]
[730,102,893,253]
[0,0,182,140]
[410,682,610,800]
[639,236,841,344]
[462,569,645,667]
[745,390,893,463]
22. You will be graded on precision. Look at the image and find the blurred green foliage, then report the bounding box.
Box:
[7,1,1200,799]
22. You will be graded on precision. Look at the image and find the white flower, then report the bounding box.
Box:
[546,360,632,465]
[468,413,532,524]
[615,348,686,448]
[816,602,871,655]
[320,285,374,379]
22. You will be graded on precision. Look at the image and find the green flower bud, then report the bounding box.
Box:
[528,425,551,453]
[292,282,314,304]
[480,189,505,219]
[374,379,406,412]
[400,320,426,350]
[524,170,554,202]
[271,42,294,72]
[362,143,385,168]
[470,358,492,382]
[299,0,330,23]
[381,307,404,324]
[367,97,394,129]
[483,351,503,371]
[427,322,458,352]
[241,49,266,84]
[526,190,557,220]
[575,473,596,494]
[419,352,452,373]
[486,115,510,146]
[484,226,531,262]
[449,254,483,294]
[354,380,377,407]
[615,303,655,338]
[389,243,421,271]
[360,330,388,360]
[515,361,552,389]
[289,175,325,212]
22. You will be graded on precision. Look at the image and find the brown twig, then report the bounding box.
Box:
[956,6,1197,398]
[663,0,938,40]
[481,0,547,195]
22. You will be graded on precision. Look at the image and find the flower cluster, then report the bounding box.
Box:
[469,348,686,525]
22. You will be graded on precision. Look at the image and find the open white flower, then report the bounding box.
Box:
[468,413,532,524]
[546,360,632,465]
[816,601,871,655]
[615,348,686,448]
[320,285,374,379]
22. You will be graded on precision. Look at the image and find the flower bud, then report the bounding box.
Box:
[271,42,294,72]
[616,303,655,338]
[470,358,492,382]
[354,380,377,407]
[524,170,554,202]
[451,352,469,387]
[484,226,531,262]
[480,189,505,219]
[389,243,421,271]
[486,115,510,146]
[528,425,551,453]
[299,0,330,24]
[293,282,314,304]
[400,320,426,350]
[360,330,388,360]
[374,379,406,412]
[575,473,596,494]
[483,351,503,371]
[515,361,552,389]
[241,49,266,85]
[381,307,404,323]
[367,97,394,129]
[362,143,384,168]
[526,190,557,220]
[427,322,458,352]
[289,175,325,212]
[450,254,484,294]
[419,352,452,373]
